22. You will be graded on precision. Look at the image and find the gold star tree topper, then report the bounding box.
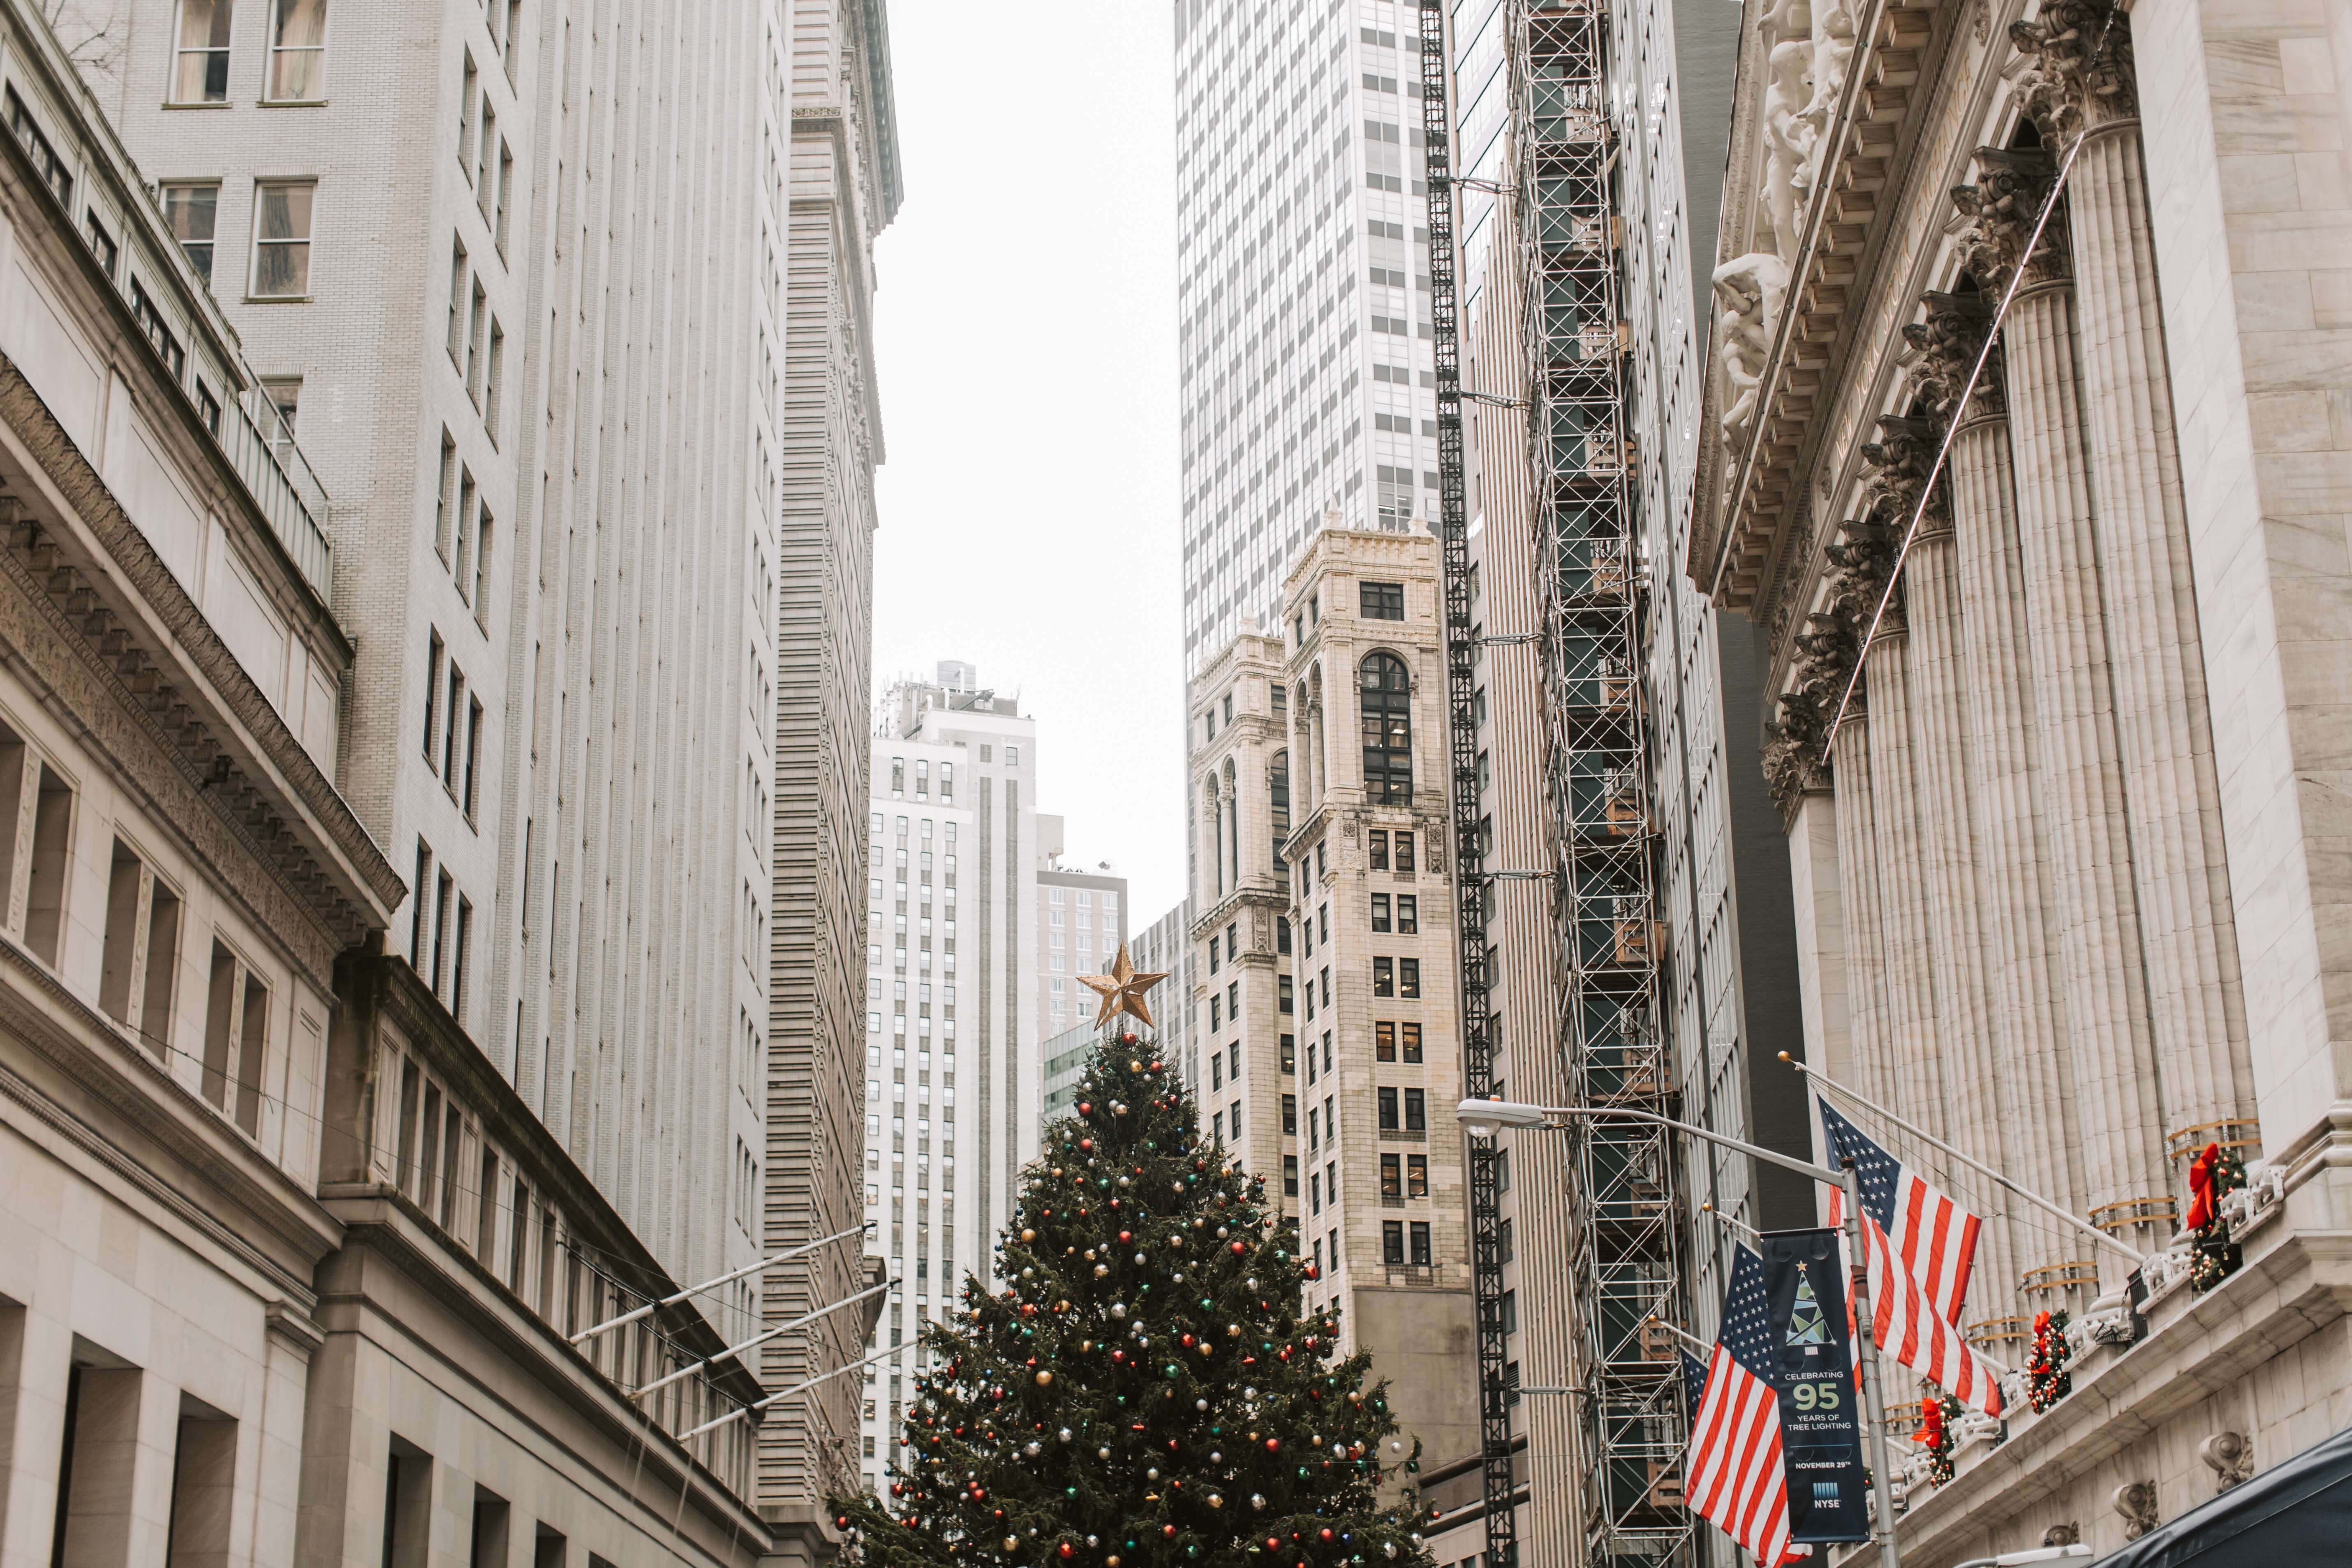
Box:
[1078,943,1170,1030]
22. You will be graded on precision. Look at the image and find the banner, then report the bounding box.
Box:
[1760,1228,1869,1544]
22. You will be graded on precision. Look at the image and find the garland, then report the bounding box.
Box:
[2027,1309,2072,1413]
[1918,1390,1958,1487]
[2185,1140,2246,1292]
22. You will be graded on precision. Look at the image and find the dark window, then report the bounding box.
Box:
[1279,976,1291,1015]
[1321,968,1330,1008]
[1280,1034,1295,1073]
[1283,1094,1297,1134]
[1407,1154,1428,1197]
[1400,958,1420,999]
[1373,957,1395,997]
[1381,1154,1402,1197]
[1208,935,1219,974]
[1394,832,1417,874]
[1500,1289,1517,1334]
[1284,1155,1299,1195]
[1211,1050,1222,1089]
[1376,1021,1397,1062]
[1227,922,1239,962]
[1402,1022,1423,1063]
[1210,996,1222,1033]
[1311,1171,1322,1213]
[1499,1217,1515,1263]
[1369,829,1389,870]
[1360,580,1405,620]
[1277,916,1292,955]
[1378,1087,1399,1130]
[1405,1089,1426,1131]
[1360,652,1413,804]
[1371,893,1390,932]
[1316,841,1327,879]
[1383,1221,1406,1265]
[1397,895,1418,934]
[1323,1033,1334,1073]
[1309,1107,1320,1149]
[1409,1222,1432,1267]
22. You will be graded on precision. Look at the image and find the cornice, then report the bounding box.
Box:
[0,923,340,1296]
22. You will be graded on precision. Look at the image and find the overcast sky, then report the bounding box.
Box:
[868,0,1187,921]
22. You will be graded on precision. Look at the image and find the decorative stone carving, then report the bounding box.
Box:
[1903,290,2005,423]
[2043,1523,2081,1548]
[1803,0,1859,164]
[2199,1432,2254,1491]
[2011,0,2138,142]
[1712,252,1791,444]
[1859,416,1948,541]
[2113,1480,2160,1540]
[1760,40,1818,262]
[1951,148,2071,293]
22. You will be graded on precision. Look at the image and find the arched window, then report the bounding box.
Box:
[1360,653,1413,805]
[1269,750,1290,863]
[1205,775,1225,897]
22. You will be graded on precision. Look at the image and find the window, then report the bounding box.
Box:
[1279,1034,1295,1073]
[1378,1088,1398,1131]
[1407,1154,1428,1198]
[1397,895,1418,934]
[1402,1022,1423,1063]
[422,631,444,763]
[1277,974,1293,1015]
[1404,1089,1426,1131]
[483,320,504,440]
[1276,916,1290,955]
[494,141,514,252]
[1210,1048,1222,1088]
[1282,1094,1296,1134]
[470,506,493,616]
[462,699,483,816]
[1371,893,1390,933]
[465,279,487,397]
[451,895,473,1022]
[446,240,467,362]
[201,941,268,1137]
[1368,830,1388,870]
[1284,1155,1299,1196]
[266,0,328,99]
[1213,1111,1224,1143]
[1409,1222,1432,1267]
[1383,1221,1405,1265]
[476,110,498,219]
[99,840,180,1058]
[1373,957,1394,997]
[1308,1107,1319,1149]
[1400,959,1420,999]
[1311,1171,1321,1214]
[1394,831,1417,874]
[1360,652,1413,804]
[1375,1022,1396,1062]
[1380,1153,1401,1198]
[1229,1101,1241,1138]
[459,52,478,169]
[1499,1217,1515,1263]
[84,210,119,278]
[251,180,314,296]
[1207,934,1218,975]
[172,0,234,103]
[162,183,220,282]
[1360,580,1405,620]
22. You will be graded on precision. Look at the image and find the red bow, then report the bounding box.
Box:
[2033,1309,2051,1336]
[2185,1140,2221,1231]
[1920,1397,1946,1446]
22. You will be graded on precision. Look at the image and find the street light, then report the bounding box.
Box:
[1952,1549,2091,1567]
[1455,1095,1910,1568]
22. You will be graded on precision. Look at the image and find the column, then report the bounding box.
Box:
[1830,711,1892,1113]
[2017,3,2255,1154]
[1959,154,2172,1238]
[1785,786,1851,1104]
[1948,384,2096,1293]
[1861,623,1950,1143]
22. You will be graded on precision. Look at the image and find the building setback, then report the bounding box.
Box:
[0,2,774,1562]
[1189,527,1479,1486]
[1692,0,2352,1555]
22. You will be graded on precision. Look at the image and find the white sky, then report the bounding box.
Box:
[869,0,1188,921]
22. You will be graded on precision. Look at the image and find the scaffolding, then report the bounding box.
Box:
[1424,2,1696,1564]
[1415,4,1513,1563]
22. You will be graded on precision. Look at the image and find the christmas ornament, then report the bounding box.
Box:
[1077,944,1170,1028]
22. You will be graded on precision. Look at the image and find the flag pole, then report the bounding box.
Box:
[1844,1157,1903,1568]
[1783,1054,2148,1267]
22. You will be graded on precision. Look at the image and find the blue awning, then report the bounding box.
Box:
[2090,1422,2352,1567]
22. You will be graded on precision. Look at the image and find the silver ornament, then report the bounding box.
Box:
[1110,1302,1127,1319]
[1024,1441,1042,1457]
[1147,1467,1160,1481]
[1099,1447,1112,1460]
[1196,1398,1210,1411]
[1250,1494,1267,1510]
[1058,1428,1074,1443]
[1210,1451,1222,1464]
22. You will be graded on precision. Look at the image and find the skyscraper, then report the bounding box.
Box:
[1173,0,1439,673]
[1034,815,1127,1042]
[856,664,1038,1495]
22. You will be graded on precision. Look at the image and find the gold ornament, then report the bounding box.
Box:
[1021,1228,1036,1242]
[1036,1370,1054,1387]
[1078,944,1171,1029]
[1004,1539,1020,1552]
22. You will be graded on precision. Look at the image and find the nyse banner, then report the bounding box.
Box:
[1761,1228,1869,1543]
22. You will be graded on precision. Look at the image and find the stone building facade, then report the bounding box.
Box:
[1033,818,1126,1045]
[0,6,775,1566]
[1190,527,1480,1485]
[1692,0,2352,1557]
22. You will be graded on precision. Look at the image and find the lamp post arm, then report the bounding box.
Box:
[1531,1102,1845,1188]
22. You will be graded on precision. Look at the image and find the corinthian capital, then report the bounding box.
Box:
[1952,148,2070,291]
[1860,415,1949,537]
[2010,0,2138,141]
[1903,289,2004,422]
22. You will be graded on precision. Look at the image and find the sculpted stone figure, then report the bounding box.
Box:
[1712,251,1791,443]
[1760,39,1818,260]
[1805,0,1859,158]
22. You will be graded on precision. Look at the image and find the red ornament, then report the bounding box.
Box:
[1079,1103,1093,1117]
[1321,1530,1335,1543]
[1304,1264,1321,1281]
[1080,1138,1094,1151]
[1265,1437,1281,1451]
[1162,1526,1177,1540]
[1231,1242,1247,1255]
[1119,1231,1133,1244]
[1267,1540,1281,1552]
[1151,1060,1164,1073]
[1059,1547,1075,1560]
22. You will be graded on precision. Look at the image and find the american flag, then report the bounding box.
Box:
[1685,1246,1801,1567]
[1820,1100,1978,1324]
[1820,1100,2004,1416]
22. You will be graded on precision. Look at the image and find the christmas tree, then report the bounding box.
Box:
[831,1016,1435,1568]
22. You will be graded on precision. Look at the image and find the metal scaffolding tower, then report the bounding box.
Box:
[1424,2,1697,1563]
[1416,5,1514,1561]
